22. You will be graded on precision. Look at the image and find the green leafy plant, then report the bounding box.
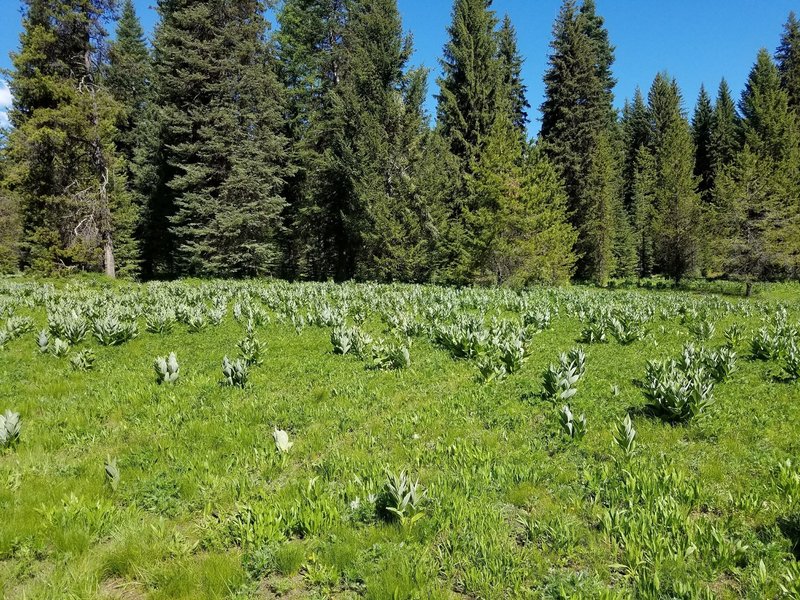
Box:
[559,405,587,440]
[724,323,743,348]
[93,314,138,346]
[380,470,425,529]
[273,429,294,454]
[70,348,95,371]
[222,356,249,388]
[105,456,120,492]
[613,414,637,456]
[642,360,715,423]
[37,329,49,353]
[154,352,180,384]
[145,307,176,334]
[688,319,715,341]
[238,334,264,367]
[369,340,411,370]
[50,337,70,358]
[0,410,21,448]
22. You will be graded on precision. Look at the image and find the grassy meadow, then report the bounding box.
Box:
[0,277,799,599]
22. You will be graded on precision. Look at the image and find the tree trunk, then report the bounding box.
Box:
[104,234,116,279]
[745,281,753,297]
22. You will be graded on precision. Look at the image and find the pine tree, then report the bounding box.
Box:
[621,87,650,209]
[631,145,657,277]
[4,0,137,276]
[692,84,714,201]
[275,0,350,280]
[497,14,529,134]
[467,112,577,285]
[709,79,742,185]
[717,49,800,282]
[777,11,800,113]
[541,0,619,281]
[0,157,22,273]
[436,0,500,167]
[647,73,703,281]
[150,0,292,277]
[335,0,451,281]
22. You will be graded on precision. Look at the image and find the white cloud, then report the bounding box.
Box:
[0,81,11,129]
[0,82,11,108]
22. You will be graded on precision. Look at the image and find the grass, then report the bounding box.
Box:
[0,277,798,598]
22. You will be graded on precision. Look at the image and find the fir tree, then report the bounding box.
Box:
[631,145,657,277]
[467,112,577,285]
[276,0,350,280]
[5,0,137,276]
[621,87,651,209]
[151,0,292,277]
[497,14,529,134]
[647,73,702,281]
[692,84,714,201]
[436,0,500,167]
[777,11,800,113]
[719,49,800,281]
[541,0,618,281]
[709,79,742,184]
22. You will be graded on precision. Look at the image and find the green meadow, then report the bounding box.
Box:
[0,278,798,599]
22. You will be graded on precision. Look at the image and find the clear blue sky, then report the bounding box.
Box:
[1,0,797,131]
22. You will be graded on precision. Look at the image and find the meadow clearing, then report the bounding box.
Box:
[0,277,799,599]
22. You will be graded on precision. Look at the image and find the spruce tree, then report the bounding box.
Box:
[150,0,292,277]
[647,73,703,281]
[5,0,137,276]
[467,111,577,285]
[541,0,619,281]
[276,0,350,280]
[631,146,657,277]
[692,85,714,201]
[335,0,451,281]
[436,0,500,167]
[621,87,650,209]
[777,12,800,113]
[497,14,529,134]
[709,79,742,184]
[717,49,800,282]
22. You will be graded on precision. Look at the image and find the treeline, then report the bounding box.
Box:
[0,0,798,289]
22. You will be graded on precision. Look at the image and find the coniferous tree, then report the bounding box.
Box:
[647,73,703,281]
[709,79,742,188]
[276,0,350,280]
[621,87,650,209]
[467,111,577,285]
[436,0,500,168]
[692,85,714,201]
[541,0,619,281]
[497,14,529,134]
[5,0,137,276]
[335,0,451,281]
[0,158,22,273]
[716,49,800,284]
[630,145,657,277]
[777,12,800,113]
[150,0,292,277]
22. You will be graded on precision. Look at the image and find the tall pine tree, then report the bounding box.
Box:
[5,0,137,276]
[692,85,714,201]
[777,11,800,114]
[149,0,292,277]
[497,14,529,134]
[647,73,703,281]
[541,0,620,281]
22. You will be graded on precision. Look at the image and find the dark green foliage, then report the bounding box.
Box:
[621,88,651,210]
[692,85,714,201]
[709,79,742,184]
[466,112,577,285]
[540,0,619,282]
[4,0,138,277]
[436,0,501,168]
[777,11,800,113]
[151,0,292,277]
[647,73,703,281]
[497,14,529,134]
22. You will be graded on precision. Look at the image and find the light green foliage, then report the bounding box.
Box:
[154,352,179,384]
[105,456,120,492]
[0,277,798,598]
[221,356,249,388]
[70,348,96,372]
[0,409,21,448]
[558,404,587,440]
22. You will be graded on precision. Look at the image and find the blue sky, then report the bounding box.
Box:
[1,1,797,131]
